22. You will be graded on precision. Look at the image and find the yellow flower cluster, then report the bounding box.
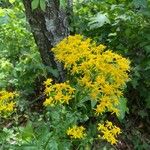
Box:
[0,90,18,116]
[43,78,75,106]
[52,35,130,116]
[98,121,121,145]
[67,125,86,139]
[95,95,119,116]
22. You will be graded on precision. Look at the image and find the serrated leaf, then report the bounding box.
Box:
[0,16,9,25]
[133,0,147,9]
[88,13,110,29]
[31,0,40,10]
[40,0,46,11]
[117,97,128,120]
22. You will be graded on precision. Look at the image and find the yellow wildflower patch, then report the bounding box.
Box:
[0,90,18,117]
[97,121,121,145]
[67,125,86,139]
[52,35,130,115]
[43,79,75,106]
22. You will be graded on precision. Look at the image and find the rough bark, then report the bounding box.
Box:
[22,0,69,82]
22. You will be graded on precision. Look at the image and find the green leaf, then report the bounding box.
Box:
[60,0,66,8]
[40,0,46,11]
[133,0,148,9]
[47,67,59,78]
[117,97,129,120]
[91,100,97,109]
[146,95,150,109]
[9,0,15,4]
[88,13,110,29]
[15,145,38,150]
[144,45,150,54]
[138,110,148,118]
[31,0,40,10]
[0,16,9,25]
[48,140,58,150]
[21,121,34,141]
[131,78,139,89]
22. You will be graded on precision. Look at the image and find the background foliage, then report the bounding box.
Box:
[72,0,150,149]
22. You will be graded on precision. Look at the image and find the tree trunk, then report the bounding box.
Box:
[22,0,70,82]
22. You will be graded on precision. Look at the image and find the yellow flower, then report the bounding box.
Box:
[96,75,106,85]
[95,96,112,114]
[43,79,75,106]
[101,84,114,95]
[97,121,121,145]
[44,87,52,95]
[6,101,15,112]
[95,95,120,116]
[44,78,52,87]
[43,97,53,106]
[62,95,71,104]
[90,88,100,100]
[67,125,86,139]
[0,90,18,116]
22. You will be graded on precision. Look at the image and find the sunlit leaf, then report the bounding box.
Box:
[40,0,46,11]
[88,13,110,29]
[9,0,15,4]
[31,0,40,10]
[117,97,129,120]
